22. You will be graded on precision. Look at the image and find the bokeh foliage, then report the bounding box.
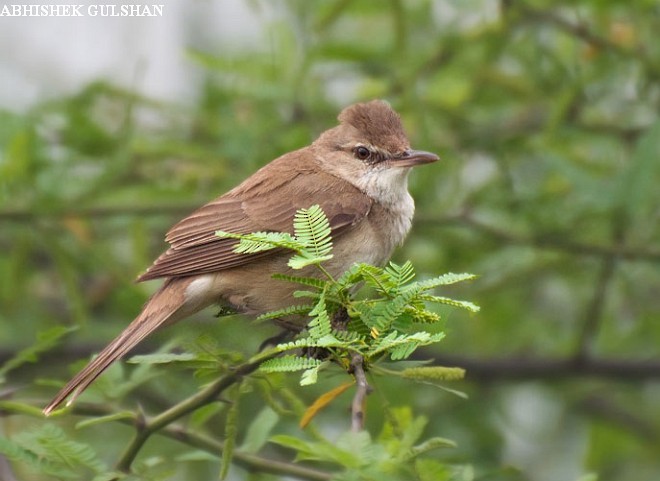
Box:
[1,1,659,480]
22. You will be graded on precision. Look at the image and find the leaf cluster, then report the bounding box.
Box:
[218,205,478,386]
[271,406,468,481]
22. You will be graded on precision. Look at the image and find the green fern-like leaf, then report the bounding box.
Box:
[275,334,342,352]
[7,424,107,478]
[404,306,442,324]
[399,366,466,382]
[369,331,445,360]
[418,294,480,313]
[275,338,318,351]
[359,264,397,295]
[307,295,332,340]
[271,274,327,289]
[0,326,76,382]
[401,437,457,461]
[287,205,334,269]
[215,230,300,254]
[255,304,314,322]
[293,204,333,257]
[332,329,367,344]
[367,285,423,332]
[300,365,322,385]
[260,355,324,373]
[416,273,477,290]
[384,261,416,288]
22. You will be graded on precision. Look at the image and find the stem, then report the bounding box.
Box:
[316,264,335,283]
[115,351,276,472]
[64,404,333,481]
[350,353,371,432]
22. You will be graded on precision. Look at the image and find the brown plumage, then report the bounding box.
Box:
[43,100,438,415]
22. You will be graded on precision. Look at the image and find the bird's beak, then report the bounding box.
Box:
[392,149,439,168]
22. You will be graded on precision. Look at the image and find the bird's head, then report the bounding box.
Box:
[312,100,439,200]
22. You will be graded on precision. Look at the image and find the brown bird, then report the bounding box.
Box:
[43,100,439,415]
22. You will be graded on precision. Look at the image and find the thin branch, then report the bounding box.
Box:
[1,402,333,481]
[115,351,276,472]
[429,355,660,381]
[415,212,660,263]
[350,353,371,432]
[7,205,658,263]
[9,341,660,384]
[0,203,200,222]
[574,225,621,360]
[164,424,332,480]
[515,3,660,80]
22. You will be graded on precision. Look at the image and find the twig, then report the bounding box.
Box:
[165,424,333,481]
[350,353,371,432]
[8,402,333,481]
[0,203,200,222]
[574,251,618,360]
[115,351,276,472]
[414,212,660,263]
[9,341,660,384]
[428,355,660,381]
[574,219,624,359]
[514,2,660,80]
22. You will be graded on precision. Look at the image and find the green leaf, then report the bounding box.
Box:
[415,458,453,481]
[369,331,445,360]
[239,406,280,454]
[269,435,324,462]
[367,285,424,332]
[216,230,299,254]
[418,294,480,313]
[260,355,324,373]
[300,365,321,385]
[293,204,333,258]
[255,303,314,322]
[402,437,457,461]
[415,273,478,290]
[271,273,328,289]
[4,424,107,478]
[400,366,466,382]
[285,204,334,269]
[0,326,76,382]
[359,264,396,295]
[384,261,416,288]
[288,253,334,270]
[307,295,332,340]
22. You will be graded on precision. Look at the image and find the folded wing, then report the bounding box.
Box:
[138,153,372,281]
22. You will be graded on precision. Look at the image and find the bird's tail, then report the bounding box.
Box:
[43,277,199,416]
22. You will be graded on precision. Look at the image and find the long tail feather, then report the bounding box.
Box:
[43,277,198,415]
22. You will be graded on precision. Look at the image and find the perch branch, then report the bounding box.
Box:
[115,351,276,472]
[350,353,371,432]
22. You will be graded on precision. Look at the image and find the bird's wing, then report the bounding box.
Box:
[137,153,372,281]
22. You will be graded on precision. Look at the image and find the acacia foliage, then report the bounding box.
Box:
[1,1,659,480]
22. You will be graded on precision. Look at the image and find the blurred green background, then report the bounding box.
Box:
[1,1,659,480]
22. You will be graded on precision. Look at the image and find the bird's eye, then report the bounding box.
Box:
[354,146,371,161]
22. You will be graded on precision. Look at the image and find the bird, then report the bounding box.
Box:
[43,99,439,415]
